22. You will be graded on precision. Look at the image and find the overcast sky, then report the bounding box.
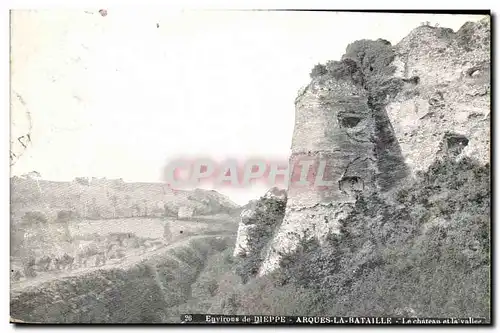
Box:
[10,10,486,204]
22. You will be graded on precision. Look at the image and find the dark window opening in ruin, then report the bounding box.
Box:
[445,133,469,155]
[339,116,362,128]
[403,76,420,85]
[339,176,364,193]
[468,112,483,119]
[467,68,481,77]
[446,134,469,148]
[466,64,487,77]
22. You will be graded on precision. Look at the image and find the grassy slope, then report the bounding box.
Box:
[11,235,235,323]
[10,176,241,323]
[11,156,490,321]
[185,157,490,320]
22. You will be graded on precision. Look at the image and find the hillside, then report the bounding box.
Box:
[11,235,235,323]
[10,175,241,311]
[228,158,490,318]
[10,176,239,222]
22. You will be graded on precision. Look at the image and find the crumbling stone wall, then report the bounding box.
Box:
[258,39,410,275]
[386,17,490,175]
[258,17,490,275]
[259,74,382,275]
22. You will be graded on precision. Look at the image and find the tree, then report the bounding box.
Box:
[23,171,50,211]
[310,63,327,78]
[131,203,141,217]
[24,171,42,193]
[75,193,87,218]
[111,195,118,218]
[124,195,132,206]
[74,177,90,186]
[124,195,132,217]
[91,197,100,219]
[143,199,148,217]
[22,211,48,226]
[163,221,173,242]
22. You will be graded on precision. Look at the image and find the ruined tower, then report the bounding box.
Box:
[253,18,490,276]
[259,73,379,275]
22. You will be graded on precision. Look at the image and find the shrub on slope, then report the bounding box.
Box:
[233,157,490,319]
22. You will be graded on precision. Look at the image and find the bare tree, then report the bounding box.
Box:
[24,171,50,212]
[91,197,100,218]
[142,199,148,217]
[111,195,118,218]
[124,195,132,217]
[131,203,141,217]
[24,171,42,194]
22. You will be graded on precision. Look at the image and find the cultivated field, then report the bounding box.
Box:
[11,214,238,288]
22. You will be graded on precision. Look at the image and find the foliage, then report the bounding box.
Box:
[232,157,490,319]
[309,63,327,78]
[309,39,397,90]
[57,210,78,222]
[74,177,90,186]
[21,211,48,226]
[233,196,286,282]
[191,248,235,299]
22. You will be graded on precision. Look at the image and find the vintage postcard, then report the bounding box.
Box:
[10,9,491,324]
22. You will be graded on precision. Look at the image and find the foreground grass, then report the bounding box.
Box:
[177,157,490,320]
[11,156,490,322]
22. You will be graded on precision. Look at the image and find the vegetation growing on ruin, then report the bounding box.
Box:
[309,39,398,89]
[126,156,490,321]
[456,17,490,51]
[11,157,490,321]
[224,157,490,319]
[233,195,286,282]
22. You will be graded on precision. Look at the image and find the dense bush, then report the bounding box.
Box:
[57,210,78,222]
[163,241,237,319]
[309,39,398,89]
[309,63,327,78]
[232,157,490,319]
[21,211,48,225]
[74,177,90,186]
[234,196,286,282]
[307,40,409,191]
[11,232,166,282]
[191,248,235,299]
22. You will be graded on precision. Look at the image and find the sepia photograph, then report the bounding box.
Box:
[9,8,491,325]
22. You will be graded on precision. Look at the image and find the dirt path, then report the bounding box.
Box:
[11,232,234,294]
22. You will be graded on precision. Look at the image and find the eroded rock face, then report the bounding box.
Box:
[259,76,381,275]
[233,188,286,269]
[258,17,490,275]
[386,17,490,175]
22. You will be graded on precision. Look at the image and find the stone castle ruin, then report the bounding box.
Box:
[234,17,490,276]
